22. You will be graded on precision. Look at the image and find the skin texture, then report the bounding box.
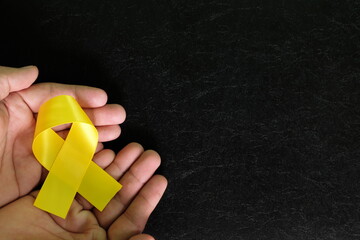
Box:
[0,66,167,240]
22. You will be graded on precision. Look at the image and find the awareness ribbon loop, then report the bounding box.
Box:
[32,95,122,218]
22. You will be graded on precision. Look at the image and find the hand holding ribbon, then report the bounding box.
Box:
[0,66,167,239]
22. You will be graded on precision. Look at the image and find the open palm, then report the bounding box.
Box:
[0,144,167,240]
[0,66,167,239]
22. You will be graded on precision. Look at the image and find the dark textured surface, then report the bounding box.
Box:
[1,0,360,239]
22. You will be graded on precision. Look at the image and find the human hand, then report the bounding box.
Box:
[0,65,125,206]
[0,66,167,239]
[0,142,167,240]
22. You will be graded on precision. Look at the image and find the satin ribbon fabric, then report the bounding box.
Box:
[32,95,122,218]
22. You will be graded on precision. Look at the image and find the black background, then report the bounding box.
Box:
[1,1,360,239]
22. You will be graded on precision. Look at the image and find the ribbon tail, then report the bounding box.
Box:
[78,162,122,211]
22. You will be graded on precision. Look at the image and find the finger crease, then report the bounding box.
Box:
[128,168,144,185]
[123,210,144,233]
[138,190,155,209]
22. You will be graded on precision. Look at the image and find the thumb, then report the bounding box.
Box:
[0,65,39,100]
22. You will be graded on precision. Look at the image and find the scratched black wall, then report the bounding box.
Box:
[1,1,360,239]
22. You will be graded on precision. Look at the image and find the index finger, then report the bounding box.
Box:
[18,82,108,112]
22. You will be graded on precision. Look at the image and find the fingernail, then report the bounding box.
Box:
[21,65,35,69]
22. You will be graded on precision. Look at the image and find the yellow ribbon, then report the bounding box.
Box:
[32,95,122,218]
